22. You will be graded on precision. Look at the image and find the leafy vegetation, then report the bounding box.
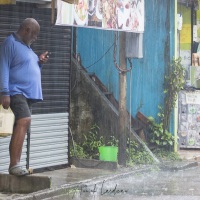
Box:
[70,123,181,165]
[126,138,181,166]
[107,135,119,146]
[152,149,181,161]
[162,57,185,132]
[70,124,118,159]
[82,124,104,159]
[143,58,185,151]
[127,139,155,166]
[147,116,175,149]
[70,142,88,159]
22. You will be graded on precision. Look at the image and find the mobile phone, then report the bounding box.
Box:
[45,52,51,58]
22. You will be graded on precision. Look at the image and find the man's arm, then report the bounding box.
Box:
[0,39,12,109]
[0,95,10,109]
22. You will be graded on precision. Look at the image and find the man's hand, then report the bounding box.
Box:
[1,96,10,109]
[39,51,49,64]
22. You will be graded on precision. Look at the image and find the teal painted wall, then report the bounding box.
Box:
[75,0,175,122]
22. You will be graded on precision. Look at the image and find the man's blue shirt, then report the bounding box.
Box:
[0,33,43,101]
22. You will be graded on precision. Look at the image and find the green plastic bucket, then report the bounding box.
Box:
[98,146,118,162]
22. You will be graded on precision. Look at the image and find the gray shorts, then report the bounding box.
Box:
[10,94,33,121]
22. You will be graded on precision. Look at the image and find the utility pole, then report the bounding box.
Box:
[118,31,127,166]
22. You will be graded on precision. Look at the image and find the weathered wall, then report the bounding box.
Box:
[75,0,175,124]
[70,58,120,142]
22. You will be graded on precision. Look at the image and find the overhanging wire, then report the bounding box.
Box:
[84,42,115,69]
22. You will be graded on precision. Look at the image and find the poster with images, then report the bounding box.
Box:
[56,0,144,32]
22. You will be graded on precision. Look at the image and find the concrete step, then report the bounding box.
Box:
[0,174,51,193]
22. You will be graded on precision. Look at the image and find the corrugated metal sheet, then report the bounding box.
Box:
[76,0,175,121]
[0,2,71,172]
[31,23,71,114]
[30,4,71,169]
[30,113,69,169]
[0,136,27,173]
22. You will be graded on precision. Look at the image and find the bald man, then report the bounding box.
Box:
[0,18,49,176]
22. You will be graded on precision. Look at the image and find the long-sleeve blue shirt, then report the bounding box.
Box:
[0,33,43,101]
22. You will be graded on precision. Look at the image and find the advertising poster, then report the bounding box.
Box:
[56,0,144,32]
[180,24,191,44]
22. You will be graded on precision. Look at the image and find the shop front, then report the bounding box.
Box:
[0,1,71,172]
[178,0,200,149]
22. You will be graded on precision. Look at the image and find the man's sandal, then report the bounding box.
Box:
[9,164,29,176]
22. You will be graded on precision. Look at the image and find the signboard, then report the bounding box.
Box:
[180,24,191,44]
[186,92,200,104]
[56,0,144,32]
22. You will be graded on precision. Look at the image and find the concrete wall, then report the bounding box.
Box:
[70,58,120,142]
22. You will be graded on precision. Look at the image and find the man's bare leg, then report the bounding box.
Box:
[9,117,31,169]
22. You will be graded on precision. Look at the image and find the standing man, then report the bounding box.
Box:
[0,18,48,176]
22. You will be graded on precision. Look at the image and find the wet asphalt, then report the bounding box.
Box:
[52,165,200,200]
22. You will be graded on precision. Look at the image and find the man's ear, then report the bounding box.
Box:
[25,27,30,34]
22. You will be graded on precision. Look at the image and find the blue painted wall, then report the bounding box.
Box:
[75,0,175,123]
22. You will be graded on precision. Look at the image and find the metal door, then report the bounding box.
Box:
[0,2,71,172]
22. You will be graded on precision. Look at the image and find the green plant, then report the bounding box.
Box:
[162,57,185,132]
[146,58,185,150]
[82,124,104,159]
[106,135,119,146]
[71,124,120,160]
[152,149,181,161]
[70,142,88,159]
[148,116,175,149]
[126,138,155,166]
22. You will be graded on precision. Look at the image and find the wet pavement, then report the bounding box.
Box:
[1,162,200,200]
[1,149,200,200]
[0,165,153,200]
[42,165,200,200]
[0,167,116,199]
